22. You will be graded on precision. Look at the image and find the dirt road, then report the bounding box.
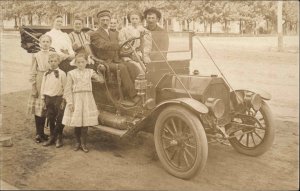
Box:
[1,90,298,190]
[1,33,299,190]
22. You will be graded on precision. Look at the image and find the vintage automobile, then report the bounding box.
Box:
[20,26,275,179]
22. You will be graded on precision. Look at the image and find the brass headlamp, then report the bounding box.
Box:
[205,98,225,119]
[244,92,262,111]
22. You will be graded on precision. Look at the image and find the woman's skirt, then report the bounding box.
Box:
[62,91,99,127]
[27,71,45,117]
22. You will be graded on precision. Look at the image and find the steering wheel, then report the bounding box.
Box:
[119,36,142,57]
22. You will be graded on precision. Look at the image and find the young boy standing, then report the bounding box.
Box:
[40,52,67,148]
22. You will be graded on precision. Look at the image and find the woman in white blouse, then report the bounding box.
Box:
[119,11,152,74]
[46,15,75,63]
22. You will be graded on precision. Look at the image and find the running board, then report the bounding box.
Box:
[93,124,128,137]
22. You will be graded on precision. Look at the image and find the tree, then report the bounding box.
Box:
[253,1,277,34]
[163,0,198,31]
[198,0,224,33]
[2,1,27,28]
[33,1,51,25]
[283,1,299,34]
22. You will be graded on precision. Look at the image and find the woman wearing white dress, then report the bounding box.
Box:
[46,15,75,72]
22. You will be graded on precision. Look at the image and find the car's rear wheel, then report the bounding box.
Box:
[228,101,275,156]
[154,105,208,179]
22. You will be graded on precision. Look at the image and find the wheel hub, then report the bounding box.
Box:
[170,139,178,146]
[169,134,187,147]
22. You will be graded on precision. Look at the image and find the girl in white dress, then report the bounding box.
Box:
[62,53,104,152]
[27,34,54,143]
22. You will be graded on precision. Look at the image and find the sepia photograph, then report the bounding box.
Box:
[0,0,299,190]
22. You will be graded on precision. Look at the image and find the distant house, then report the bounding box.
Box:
[3,13,95,29]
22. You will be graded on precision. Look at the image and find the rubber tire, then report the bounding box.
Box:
[154,105,208,179]
[229,101,275,156]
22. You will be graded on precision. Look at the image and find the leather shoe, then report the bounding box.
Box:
[35,135,42,143]
[74,143,81,151]
[81,145,89,153]
[43,136,55,146]
[56,136,63,148]
[43,138,55,147]
[41,134,49,141]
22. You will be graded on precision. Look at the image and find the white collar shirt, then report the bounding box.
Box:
[40,68,67,99]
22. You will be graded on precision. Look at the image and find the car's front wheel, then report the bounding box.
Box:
[228,101,275,156]
[154,105,208,179]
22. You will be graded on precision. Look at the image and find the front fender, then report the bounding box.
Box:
[153,98,209,114]
[233,88,272,100]
[136,98,208,134]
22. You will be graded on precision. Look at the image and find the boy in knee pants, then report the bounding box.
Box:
[41,52,67,148]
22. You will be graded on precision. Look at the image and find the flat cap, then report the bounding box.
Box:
[97,10,111,18]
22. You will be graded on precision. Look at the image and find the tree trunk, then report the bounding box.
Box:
[160,12,164,27]
[18,16,22,28]
[273,20,278,34]
[192,19,195,31]
[86,17,89,28]
[166,19,169,31]
[179,20,182,31]
[29,13,33,25]
[209,21,213,34]
[38,15,42,25]
[224,19,227,33]
[71,13,74,25]
[239,19,242,34]
[14,16,18,29]
[204,20,208,33]
[92,17,94,29]
[164,19,168,30]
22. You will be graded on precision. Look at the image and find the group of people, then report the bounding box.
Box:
[27,7,169,153]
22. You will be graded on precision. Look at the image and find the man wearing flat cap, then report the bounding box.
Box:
[89,10,137,100]
[144,7,169,61]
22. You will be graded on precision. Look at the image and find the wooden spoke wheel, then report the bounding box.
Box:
[154,105,208,179]
[229,101,275,156]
